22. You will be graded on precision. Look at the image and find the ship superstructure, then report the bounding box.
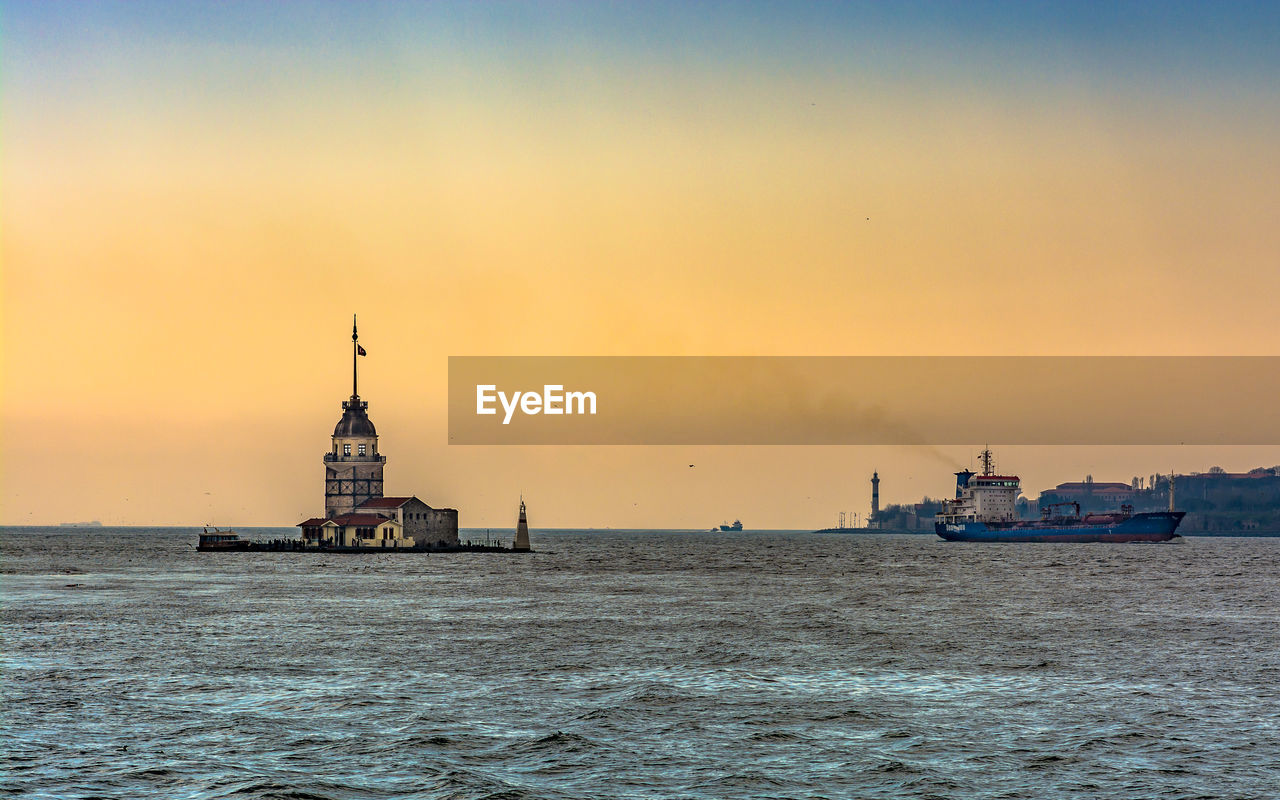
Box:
[937,449,1020,525]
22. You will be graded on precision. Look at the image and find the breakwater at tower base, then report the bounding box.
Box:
[196,528,530,553]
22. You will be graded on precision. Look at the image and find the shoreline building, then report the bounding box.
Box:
[298,318,459,548]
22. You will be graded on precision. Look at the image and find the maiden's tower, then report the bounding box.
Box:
[297,318,459,548]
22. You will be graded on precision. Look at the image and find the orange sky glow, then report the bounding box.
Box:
[3,4,1278,526]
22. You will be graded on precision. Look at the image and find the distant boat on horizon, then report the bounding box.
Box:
[716,519,744,532]
[57,521,103,528]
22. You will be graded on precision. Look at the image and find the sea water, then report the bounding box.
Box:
[3,528,1278,799]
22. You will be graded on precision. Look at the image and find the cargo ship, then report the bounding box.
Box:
[935,449,1183,543]
[718,519,744,531]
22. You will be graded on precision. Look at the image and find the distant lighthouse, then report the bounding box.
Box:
[870,470,880,527]
[513,496,531,551]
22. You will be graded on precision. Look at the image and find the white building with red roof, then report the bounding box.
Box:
[1045,481,1135,502]
[299,513,414,548]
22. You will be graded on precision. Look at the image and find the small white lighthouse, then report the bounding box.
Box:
[513,496,531,551]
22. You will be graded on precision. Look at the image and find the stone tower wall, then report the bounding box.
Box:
[325,457,386,518]
[416,508,459,547]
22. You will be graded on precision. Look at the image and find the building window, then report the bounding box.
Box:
[358,444,366,456]
[343,444,351,456]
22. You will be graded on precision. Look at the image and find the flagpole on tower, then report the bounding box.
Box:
[352,314,359,400]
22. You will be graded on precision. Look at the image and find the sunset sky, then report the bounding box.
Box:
[3,2,1278,526]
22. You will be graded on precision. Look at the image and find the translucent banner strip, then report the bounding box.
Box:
[447,357,1280,445]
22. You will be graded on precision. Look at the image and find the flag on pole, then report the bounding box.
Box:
[357,345,367,356]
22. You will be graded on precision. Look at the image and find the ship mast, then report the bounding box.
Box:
[979,446,994,476]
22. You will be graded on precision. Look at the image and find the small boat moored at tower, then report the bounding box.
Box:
[935,449,1184,542]
[196,527,251,551]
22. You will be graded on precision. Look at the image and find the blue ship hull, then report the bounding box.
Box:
[936,511,1184,542]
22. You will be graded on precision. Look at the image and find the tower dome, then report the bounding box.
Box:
[334,399,377,437]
